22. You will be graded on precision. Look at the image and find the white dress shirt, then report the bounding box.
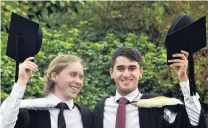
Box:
[103,81,201,128]
[0,83,83,128]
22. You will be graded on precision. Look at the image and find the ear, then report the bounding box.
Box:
[51,72,58,82]
[139,67,143,78]
[109,68,114,79]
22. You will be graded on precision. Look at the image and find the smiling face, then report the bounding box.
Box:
[51,61,84,101]
[110,56,143,96]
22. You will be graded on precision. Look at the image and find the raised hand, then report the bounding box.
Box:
[17,57,38,86]
[168,50,189,81]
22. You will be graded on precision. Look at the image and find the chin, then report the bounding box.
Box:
[119,88,133,95]
[65,93,77,100]
[122,87,135,94]
[70,94,77,98]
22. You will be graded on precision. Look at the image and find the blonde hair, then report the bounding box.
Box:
[44,54,82,95]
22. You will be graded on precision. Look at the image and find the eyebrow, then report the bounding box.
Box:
[129,65,137,68]
[116,65,137,68]
[116,65,124,68]
[70,71,84,76]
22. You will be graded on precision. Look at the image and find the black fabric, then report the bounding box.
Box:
[140,93,207,128]
[75,103,93,128]
[14,104,92,128]
[140,93,187,128]
[140,93,162,99]
[92,93,207,128]
[139,93,164,128]
[92,96,110,128]
[196,109,207,128]
[55,102,69,128]
[14,109,30,128]
[15,109,51,128]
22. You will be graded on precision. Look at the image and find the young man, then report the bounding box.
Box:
[93,47,207,128]
[0,55,92,128]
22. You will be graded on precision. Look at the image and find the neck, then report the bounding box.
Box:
[117,90,132,97]
[51,88,72,102]
[117,88,138,96]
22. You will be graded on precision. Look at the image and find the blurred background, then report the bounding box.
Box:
[1,1,208,116]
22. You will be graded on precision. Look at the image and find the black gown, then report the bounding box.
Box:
[93,93,207,128]
[14,103,92,128]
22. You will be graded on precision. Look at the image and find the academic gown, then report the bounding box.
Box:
[14,103,92,128]
[92,93,207,128]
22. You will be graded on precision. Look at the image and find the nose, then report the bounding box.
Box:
[74,76,83,85]
[122,69,130,77]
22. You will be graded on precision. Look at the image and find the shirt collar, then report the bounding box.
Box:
[47,93,74,110]
[115,88,140,102]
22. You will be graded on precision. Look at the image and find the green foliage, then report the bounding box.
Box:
[1,1,208,110]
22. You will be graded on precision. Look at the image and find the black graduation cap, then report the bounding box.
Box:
[165,13,206,64]
[165,13,206,95]
[6,12,43,81]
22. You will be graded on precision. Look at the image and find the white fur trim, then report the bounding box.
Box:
[132,96,183,108]
[20,98,56,110]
